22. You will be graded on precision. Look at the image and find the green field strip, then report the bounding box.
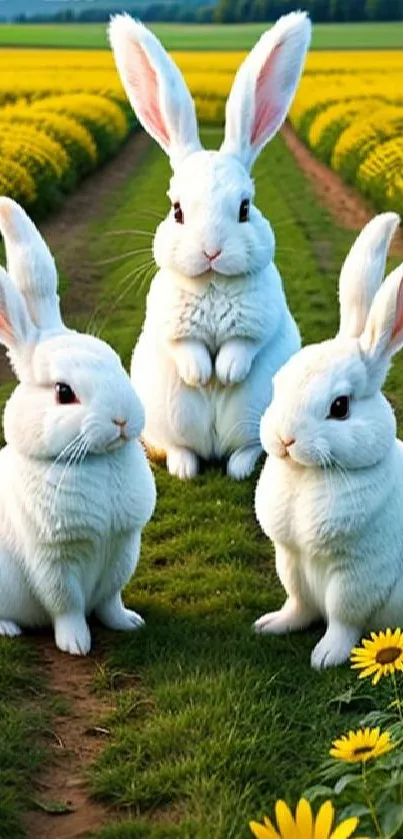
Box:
[0,21,401,50]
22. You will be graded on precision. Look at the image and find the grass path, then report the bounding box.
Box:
[1,128,400,838]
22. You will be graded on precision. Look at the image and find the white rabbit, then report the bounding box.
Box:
[109,12,311,480]
[0,197,156,655]
[254,212,403,669]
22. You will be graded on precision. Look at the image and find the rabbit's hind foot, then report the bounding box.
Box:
[254,598,316,636]
[96,593,145,631]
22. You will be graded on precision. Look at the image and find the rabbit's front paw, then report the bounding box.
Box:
[215,345,252,386]
[311,623,360,670]
[54,613,91,656]
[227,446,261,480]
[177,346,212,387]
[167,447,199,480]
[0,620,22,637]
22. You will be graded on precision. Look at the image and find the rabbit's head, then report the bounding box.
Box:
[0,198,144,460]
[260,213,403,470]
[109,13,311,279]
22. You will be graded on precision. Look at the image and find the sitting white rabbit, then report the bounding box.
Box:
[109,12,311,480]
[0,198,156,655]
[254,212,403,669]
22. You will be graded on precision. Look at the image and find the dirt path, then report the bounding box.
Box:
[24,638,113,839]
[0,130,150,382]
[19,132,151,839]
[282,123,403,254]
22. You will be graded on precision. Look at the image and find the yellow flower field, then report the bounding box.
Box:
[0,48,401,215]
[289,50,403,214]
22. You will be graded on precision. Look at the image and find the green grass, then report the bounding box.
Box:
[0,21,401,50]
[0,641,49,838]
[49,128,397,838]
[0,129,400,837]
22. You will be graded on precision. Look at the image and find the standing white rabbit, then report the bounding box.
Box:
[109,12,311,480]
[0,198,156,655]
[254,212,403,669]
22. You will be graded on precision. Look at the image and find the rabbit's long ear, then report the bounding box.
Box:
[109,15,202,168]
[0,265,37,379]
[360,263,403,379]
[338,213,400,339]
[0,198,64,334]
[221,12,311,170]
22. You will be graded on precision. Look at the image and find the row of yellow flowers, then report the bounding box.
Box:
[289,52,403,215]
[250,629,403,839]
[0,50,135,214]
[0,48,401,216]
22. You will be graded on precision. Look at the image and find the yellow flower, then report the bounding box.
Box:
[249,799,362,839]
[330,727,394,763]
[351,628,403,684]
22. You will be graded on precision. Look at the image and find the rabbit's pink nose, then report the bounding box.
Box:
[113,418,127,428]
[278,436,295,457]
[203,249,222,262]
[282,437,296,448]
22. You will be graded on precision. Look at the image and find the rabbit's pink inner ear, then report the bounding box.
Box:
[126,42,170,148]
[0,311,14,344]
[391,276,403,341]
[251,44,282,147]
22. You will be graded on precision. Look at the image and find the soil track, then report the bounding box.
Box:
[24,638,113,839]
[282,123,403,255]
[19,131,151,839]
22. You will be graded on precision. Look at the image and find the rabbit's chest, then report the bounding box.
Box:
[174,286,242,346]
[15,445,152,546]
[257,457,358,554]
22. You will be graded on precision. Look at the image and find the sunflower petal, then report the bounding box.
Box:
[295,798,314,839]
[330,817,359,839]
[314,801,334,839]
[275,800,296,835]
[249,820,277,839]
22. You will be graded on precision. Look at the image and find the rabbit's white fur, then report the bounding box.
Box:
[0,198,156,655]
[109,13,311,479]
[254,212,403,669]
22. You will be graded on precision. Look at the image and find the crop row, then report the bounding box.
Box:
[0,49,401,216]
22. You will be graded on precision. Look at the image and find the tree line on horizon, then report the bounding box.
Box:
[11,0,403,24]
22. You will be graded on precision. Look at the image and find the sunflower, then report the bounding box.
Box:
[350,628,403,684]
[330,727,394,763]
[249,799,363,839]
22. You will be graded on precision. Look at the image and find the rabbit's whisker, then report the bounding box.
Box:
[48,434,87,519]
[94,259,155,337]
[92,248,152,268]
[86,258,155,336]
[105,229,154,239]
[220,416,260,452]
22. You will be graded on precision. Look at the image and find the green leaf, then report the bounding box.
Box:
[303,784,334,802]
[381,803,403,836]
[334,773,362,795]
[33,799,75,815]
[338,804,371,819]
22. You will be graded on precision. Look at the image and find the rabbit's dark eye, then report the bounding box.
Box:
[328,396,350,420]
[239,199,250,223]
[173,201,184,224]
[55,383,79,405]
